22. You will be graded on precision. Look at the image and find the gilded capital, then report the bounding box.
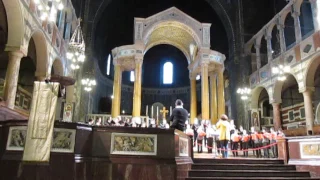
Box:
[200,59,210,67]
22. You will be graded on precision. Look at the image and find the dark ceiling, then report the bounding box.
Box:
[93,0,228,65]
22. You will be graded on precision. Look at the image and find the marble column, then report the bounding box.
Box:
[210,72,218,124]
[292,11,302,43]
[310,0,320,31]
[111,64,122,119]
[277,20,286,53]
[132,58,143,123]
[190,75,197,124]
[265,35,273,62]
[201,61,209,121]
[302,89,315,134]
[3,51,24,109]
[255,43,261,70]
[217,69,225,117]
[272,103,282,130]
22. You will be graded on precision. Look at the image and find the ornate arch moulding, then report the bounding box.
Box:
[134,7,211,61]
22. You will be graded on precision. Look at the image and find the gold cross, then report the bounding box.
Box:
[160,107,169,119]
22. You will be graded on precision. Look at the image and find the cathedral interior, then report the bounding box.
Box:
[0,0,320,179]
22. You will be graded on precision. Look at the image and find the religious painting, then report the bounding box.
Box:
[62,102,73,122]
[111,133,157,156]
[251,111,260,128]
[300,142,320,159]
[6,126,27,151]
[179,137,189,156]
[51,128,76,153]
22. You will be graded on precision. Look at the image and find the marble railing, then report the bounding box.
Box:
[86,114,149,124]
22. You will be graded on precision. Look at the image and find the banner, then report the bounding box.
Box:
[23,82,59,162]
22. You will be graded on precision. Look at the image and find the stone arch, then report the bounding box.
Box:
[2,0,24,52]
[272,72,300,103]
[251,86,269,109]
[304,55,320,88]
[51,58,64,76]
[28,30,49,78]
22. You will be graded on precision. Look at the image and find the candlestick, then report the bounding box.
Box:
[157,106,159,123]
[146,105,148,117]
[151,106,153,118]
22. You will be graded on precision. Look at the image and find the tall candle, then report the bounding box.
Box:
[157,106,159,120]
[146,105,148,117]
[151,106,153,118]
[170,106,172,116]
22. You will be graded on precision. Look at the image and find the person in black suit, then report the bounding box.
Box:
[169,99,189,131]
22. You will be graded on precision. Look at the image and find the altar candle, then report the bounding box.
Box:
[151,106,154,118]
[146,105,148,117]
[170,106,172,116]
[157,106,159,119]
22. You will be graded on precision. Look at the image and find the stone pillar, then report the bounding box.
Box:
[272,103,282,130]
[255,43,261,70]
[217,69,225,117]
[302,88,315,134]
[132,57,143,123]
[310,0,320,31]
[3,51,24,109]
[201,61,209,121]
[209,72,218,124]
[111,64,122,119]
[190,75,197,124]
[292,11,302,43]
[277,21,286,53]
[265,35,273,62]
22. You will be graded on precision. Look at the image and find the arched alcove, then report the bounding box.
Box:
[299,1,314,39]
[284,12,296,49]
[260,36,268,67]
[250,44,257,72]
[258,88,273,128]
[271,25,281,58]
[280,74,303,129]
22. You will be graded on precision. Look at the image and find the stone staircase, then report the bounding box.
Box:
[186,158,315,180]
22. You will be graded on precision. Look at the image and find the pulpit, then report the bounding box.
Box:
[0,120,193,180]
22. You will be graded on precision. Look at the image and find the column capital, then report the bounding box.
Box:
[200,59,210,66]
[265,35,272,40]
[8,50,25,59]
[134,57,143,64]
[277,23,285,30]
[209,71,217,77]
[291,10,300,18]
[189,73,197,80]
[299,86,315,93]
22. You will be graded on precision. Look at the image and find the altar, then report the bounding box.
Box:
[0,120,192,180]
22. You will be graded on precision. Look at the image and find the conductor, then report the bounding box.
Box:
[169,99,189,131]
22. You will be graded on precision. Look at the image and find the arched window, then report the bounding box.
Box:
[130,71,135,82]
[106,54,111,75]
[163,62,173,84]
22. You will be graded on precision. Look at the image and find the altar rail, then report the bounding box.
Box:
[0,120,192,180]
